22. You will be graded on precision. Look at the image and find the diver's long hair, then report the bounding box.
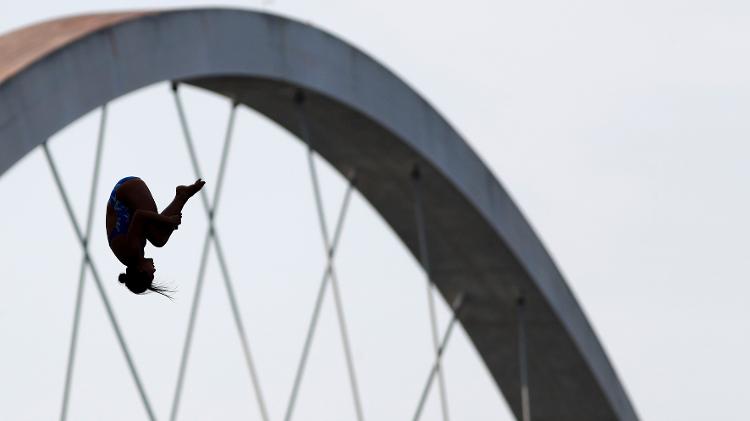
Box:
[119,269,174,300]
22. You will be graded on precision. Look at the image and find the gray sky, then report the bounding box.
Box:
[1,1,749,420]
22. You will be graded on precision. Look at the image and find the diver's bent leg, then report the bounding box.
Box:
[160,194,188,217]
[146,195,184,247]
[146,222,173,247]
[160,179,204,217]
[147,180,204,247]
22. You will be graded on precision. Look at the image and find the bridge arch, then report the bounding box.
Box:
[0,9,637,420]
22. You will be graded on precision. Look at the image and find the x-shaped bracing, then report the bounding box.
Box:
[170,84,269,421]
[281,95,364,421]
[45,83,468,421]
[44,106,159,421]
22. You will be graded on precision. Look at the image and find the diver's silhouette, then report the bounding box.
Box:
[106,177,205,296]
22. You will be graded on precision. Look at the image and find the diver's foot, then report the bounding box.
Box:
[176,179,205,200]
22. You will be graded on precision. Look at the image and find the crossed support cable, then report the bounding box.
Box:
[39,84,484,421]
[283,92,363,421]
[58,105,108,421]
[170,83,269,421]
[411,165,451,421]
[412,293,465,421]
[43,109,158,421]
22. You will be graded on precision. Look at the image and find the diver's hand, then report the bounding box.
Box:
[166,213,182,229]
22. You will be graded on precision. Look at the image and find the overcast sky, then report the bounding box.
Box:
[1,1,749,420]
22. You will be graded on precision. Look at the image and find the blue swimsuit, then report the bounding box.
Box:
[108,176,138,241]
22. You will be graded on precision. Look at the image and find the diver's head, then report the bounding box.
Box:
[119,258,171,298]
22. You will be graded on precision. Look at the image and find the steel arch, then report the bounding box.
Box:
[0,9,637,420]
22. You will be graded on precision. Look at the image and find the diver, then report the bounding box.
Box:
[106,176,205,297]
